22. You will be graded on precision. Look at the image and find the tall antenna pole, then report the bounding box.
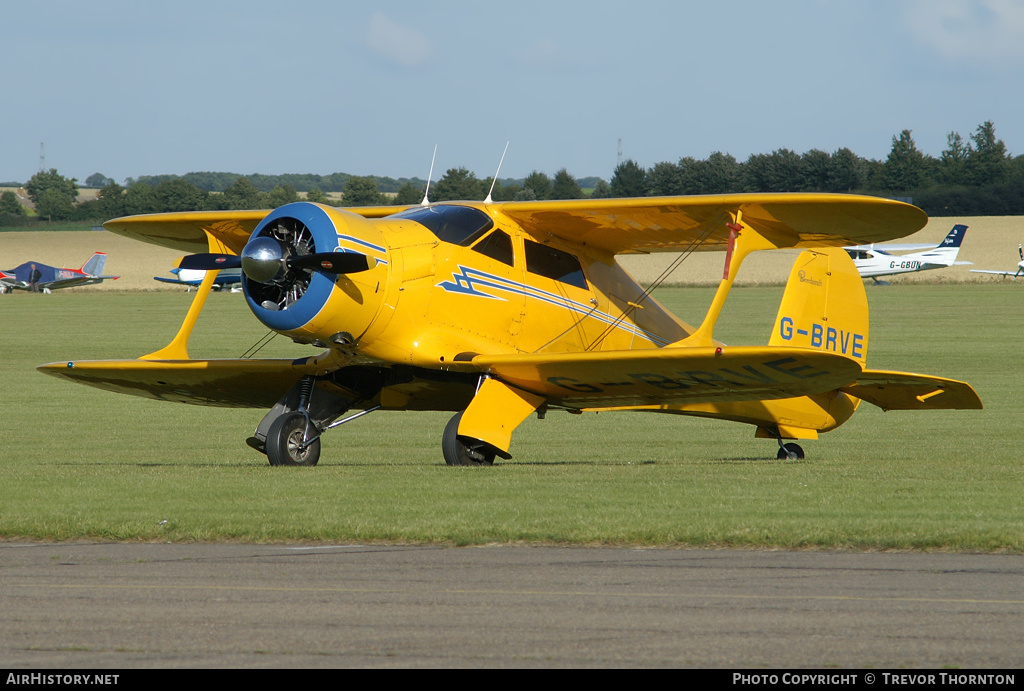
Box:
[616,138,623,167]
[38,142,45,172]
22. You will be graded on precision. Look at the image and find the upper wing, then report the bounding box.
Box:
[473,345,863,409]
[104,205,411,254]
[496,193,927,255]
[840,370,982,411]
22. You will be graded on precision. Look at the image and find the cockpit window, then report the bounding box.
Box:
[391,205,494,246]
[471,230,514,267]
[524,239,588,290]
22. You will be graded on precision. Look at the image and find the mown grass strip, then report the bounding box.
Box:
[0,286,1019,549]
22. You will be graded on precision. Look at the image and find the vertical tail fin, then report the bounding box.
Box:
[770,247,869,367]
[81,252,107,276]
[922,224,968,266]
[939,224,967,249]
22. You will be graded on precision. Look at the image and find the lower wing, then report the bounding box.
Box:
[37,358,323,408]
[473,345,863,409]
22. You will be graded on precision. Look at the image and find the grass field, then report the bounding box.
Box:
[1,281,1020,550]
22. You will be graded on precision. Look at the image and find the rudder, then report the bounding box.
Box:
[769,248,869,366]
[82,253,107,276]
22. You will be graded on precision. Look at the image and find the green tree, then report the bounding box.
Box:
[826,148,863,192]
[342,177,384,206]
[883,129,929,192]
[394,182,423,205]
[0,190,26,215]
[96,182,126,219]
[551,168,583,199]
[85,172,113,188]
[937,132,970,185]
[432,168,484,201]
[647,161,684,196]
[35,187,76,220]
[609,159,647,197]
[155,178,208,212]
[523,170,553,200]
[589,179,613,198]
[267,184,299,208]
[223,177,265,209]
[799,149,831,191]
[965,120,1008,186]
[692,152,740,194]
[123,182,159,215]
[483,179,521,201]
[25,169,78,208]
[305,187,328,204]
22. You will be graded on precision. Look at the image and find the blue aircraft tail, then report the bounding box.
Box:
[939,224,968,248]
[81,253,107,276]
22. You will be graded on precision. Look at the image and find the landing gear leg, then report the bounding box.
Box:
[442,411,496,466]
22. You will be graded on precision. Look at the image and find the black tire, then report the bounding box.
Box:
[777,442,805,461]
[266,412,321,467]
[442,412,495,466]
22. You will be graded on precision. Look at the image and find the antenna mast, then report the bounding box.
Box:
[420,145,437,206]
[484,141,510,204]
[38,142,45,172]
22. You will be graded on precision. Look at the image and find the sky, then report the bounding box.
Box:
[3,0,1024,184]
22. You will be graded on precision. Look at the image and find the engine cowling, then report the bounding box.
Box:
[242,202,391,345]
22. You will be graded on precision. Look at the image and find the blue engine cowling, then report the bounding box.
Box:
[243,202,353,334]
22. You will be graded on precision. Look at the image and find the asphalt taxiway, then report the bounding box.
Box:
[1,543,1021,668]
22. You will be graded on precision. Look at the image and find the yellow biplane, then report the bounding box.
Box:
[39,194,982,465]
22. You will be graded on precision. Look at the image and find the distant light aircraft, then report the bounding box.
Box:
[970,244,1024,280]
[39,194,981,466]
[0,253,119,293]
[155,266,243,292]
[844,224,970,284]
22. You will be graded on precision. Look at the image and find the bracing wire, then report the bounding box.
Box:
[584,216,725,352]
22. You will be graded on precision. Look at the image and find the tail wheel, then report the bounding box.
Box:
[777,442,805,461]
[266,412,321,467]
[442,412,495,466]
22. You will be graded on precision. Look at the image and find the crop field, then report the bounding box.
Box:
[1,214,1022,291]
[1,259,1021,549]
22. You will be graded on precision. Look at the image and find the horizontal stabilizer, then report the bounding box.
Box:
[840,370,982,411]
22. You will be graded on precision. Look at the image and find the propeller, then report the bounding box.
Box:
[178,240,372,283]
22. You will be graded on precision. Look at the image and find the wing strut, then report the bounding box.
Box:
[680,211,782,347]
[139,230,234,361]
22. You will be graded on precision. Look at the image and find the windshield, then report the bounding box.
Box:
[391,205,494,246]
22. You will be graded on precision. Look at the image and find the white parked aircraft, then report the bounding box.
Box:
[970,244,1024,281]
[845,224,969,284]
[155,266,243,292]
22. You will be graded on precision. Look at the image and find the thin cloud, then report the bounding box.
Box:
[905,0,1024,63]
[366,13,433,68]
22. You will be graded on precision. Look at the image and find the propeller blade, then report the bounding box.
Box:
[288,252,373,274]
[178,254,242,271]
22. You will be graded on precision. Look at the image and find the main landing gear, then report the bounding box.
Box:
[441,411,496,466]
[265,411,321,466]
[776,441,805,460]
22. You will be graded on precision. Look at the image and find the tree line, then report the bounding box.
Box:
[3,120,1021,225]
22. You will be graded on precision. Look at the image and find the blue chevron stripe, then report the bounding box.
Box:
[437,265,669,346]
